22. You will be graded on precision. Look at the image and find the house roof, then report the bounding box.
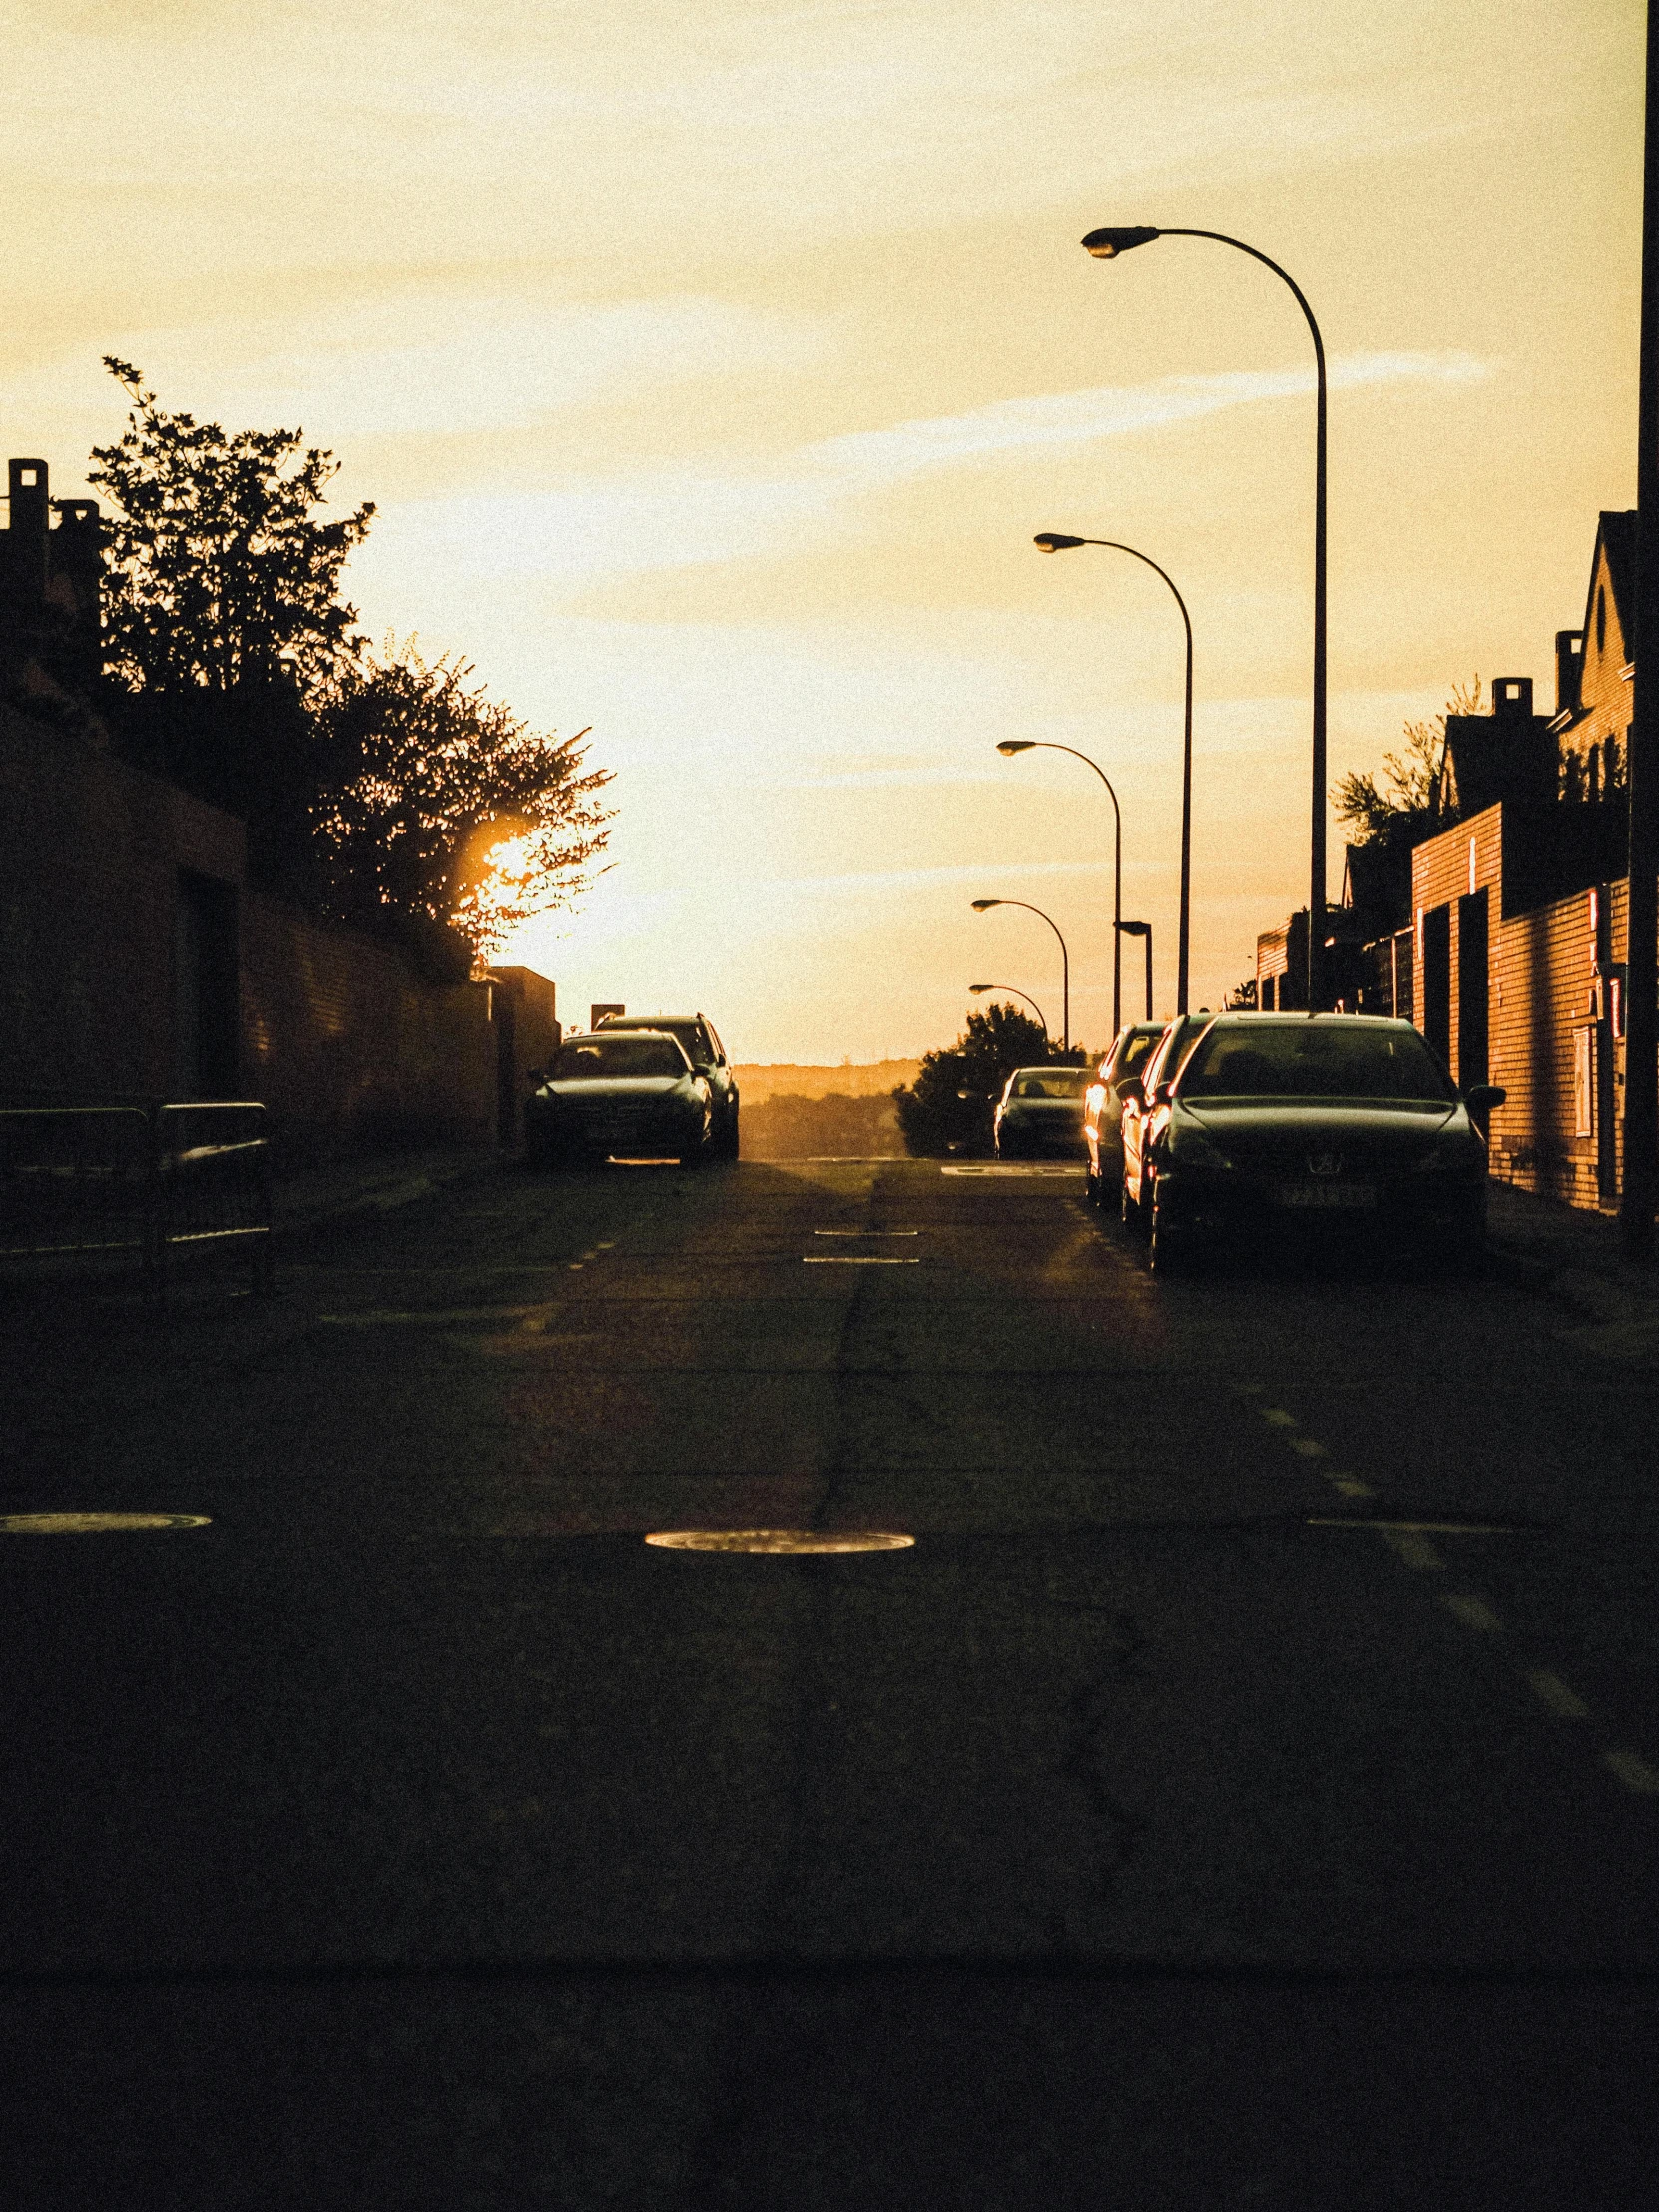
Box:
[1593,509,1637,647]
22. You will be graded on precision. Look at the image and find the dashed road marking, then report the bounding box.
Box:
[1442,1594,1503,1634]
[1382,1527,1445,1571]
[1289,1437,1328,1458]
[1602,1750,1659,1795]
[802,1256,920,1265]
[1260,1409,1298,1429]
[1332,1477,1374,1499]
[1528,1669,1591,1721]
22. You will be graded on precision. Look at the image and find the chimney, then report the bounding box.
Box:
[1,458,52,617]
[1492,676,1533,719]
[1555,631,1584,717]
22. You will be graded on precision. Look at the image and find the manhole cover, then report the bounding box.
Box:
[0,1512,211,1535]
[645,1529,914,1554]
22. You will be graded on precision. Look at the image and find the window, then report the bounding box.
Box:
[1573,1025,1595,1139]
[1597,584,1607,655]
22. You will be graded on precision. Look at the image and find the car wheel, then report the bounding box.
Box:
[1148,1185,1191,1274]
[1121,1174,1146,1237]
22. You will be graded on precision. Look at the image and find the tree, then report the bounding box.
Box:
[88,357,374,699]
[893,1003,1076,1158]
[1226,977,1258,1009]
[311,637,613,963]
[1334,677,1481,852]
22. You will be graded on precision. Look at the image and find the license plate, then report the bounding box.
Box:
[1276,1182,1376,1210]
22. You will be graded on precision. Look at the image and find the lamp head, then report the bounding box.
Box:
[970,899,1001,913]
[1115,919,1151,937]
[968,984,992,994]
[1082,226,1160,260]
[1033,533,1086,553]
[995,740,1035,756]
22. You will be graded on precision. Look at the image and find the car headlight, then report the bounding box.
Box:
[1166,1121,1233,1171]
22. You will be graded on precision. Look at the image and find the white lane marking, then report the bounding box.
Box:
[319,1305,541,1326]
[1260,1409,1298,1428]
[940,1165,1084,1178]
[1331,1477,1375,1499]
[802,1256,921,1266]
[1602,1750,1659,1795]
[813,1229,921,1237]
[1442,1594,1503,1634]
[1382,1527,1445,1571]
[1290,1438,1328,1459]
[596,1241,616,1250]
[1528,1670,1591,1721]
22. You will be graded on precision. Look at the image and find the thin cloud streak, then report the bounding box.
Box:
[375,348,1491,584]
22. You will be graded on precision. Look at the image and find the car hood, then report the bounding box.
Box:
[1180,1098,1462,1166]
[542,1077,688,1101]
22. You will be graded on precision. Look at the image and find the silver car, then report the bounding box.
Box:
[525,1031,713,1168]
[993,1066,1089,1159]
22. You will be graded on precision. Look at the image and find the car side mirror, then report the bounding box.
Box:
[1465,1083,1506,1113]
[1150,1080,1174,1107]
[1117,1077,1144,1108]
[525,1065,547,1086]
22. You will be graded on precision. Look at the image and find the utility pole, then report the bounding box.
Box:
[1621,0,1659,1258]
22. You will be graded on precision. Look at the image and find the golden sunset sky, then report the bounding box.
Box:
[5,0,1644,1060]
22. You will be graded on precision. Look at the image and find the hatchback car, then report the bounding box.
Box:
[1083,1022,1166,1206]
[994,1065,1090,1159]
[525,1031,713,1168]
[1134,1012,1504,1271]
[596,1011,739,1158]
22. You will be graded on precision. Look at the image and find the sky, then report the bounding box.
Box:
[3,0,1644,1062]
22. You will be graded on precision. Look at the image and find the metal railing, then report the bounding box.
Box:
[0,1101,274,1298]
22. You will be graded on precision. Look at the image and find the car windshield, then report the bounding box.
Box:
[1013,1071,1086,1100]
[554,1037,688,1081]
[1178,1022,1454,1103]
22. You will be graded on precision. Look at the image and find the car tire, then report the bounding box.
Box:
[1121,1174,1146,1238]
[1148,1185,1190,1274]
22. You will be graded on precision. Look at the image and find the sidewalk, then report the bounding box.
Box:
[271,1143,507,1231]
[1488,1179,1659,1360]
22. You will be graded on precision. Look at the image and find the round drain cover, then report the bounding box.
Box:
[0,1512,211,1535]
[645,1528,914,1554]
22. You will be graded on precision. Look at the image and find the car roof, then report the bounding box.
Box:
[564,1027,680,1045]
[597,1012,703,1026]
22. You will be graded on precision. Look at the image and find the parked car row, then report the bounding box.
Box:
[524,1010,740,1169]
[1087,1010,1505,1271]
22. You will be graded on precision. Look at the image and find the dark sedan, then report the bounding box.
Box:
[1135,1012,1504,1271]
[596,1011,739,1158]
[1083,1021,1166,1206]
[1119,1012,1215,1230]
[525,1031,713,1168]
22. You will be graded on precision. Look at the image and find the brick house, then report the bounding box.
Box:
[1246,509,1643,1215]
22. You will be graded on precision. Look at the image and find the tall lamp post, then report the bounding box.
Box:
[1030,539,1191,1014]
[968,982,1050,1046]
[1081,224,1327,1011]
[971,898,1069,1052]
[996,737,1124,1035]
[1117,919,1153,1019]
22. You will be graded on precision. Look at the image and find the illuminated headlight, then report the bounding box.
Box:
[1167,1122,1233,1172]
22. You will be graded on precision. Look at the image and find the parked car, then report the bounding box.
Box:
[596,1011,739,1158]
[994,1065,1090,1159]
[1120,1013,1215,1230]
[524,1030,713,1168]
[1131,1011,1505,1272]
[1083,1022,1167,1206]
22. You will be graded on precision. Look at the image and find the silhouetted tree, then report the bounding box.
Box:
[893,1003,1078,1158]
[89,358,374,698]
[1334,677,1481,853]
[311,638,612,962]
[1226,977,1258,1009]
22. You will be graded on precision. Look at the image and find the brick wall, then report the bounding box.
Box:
[1411,801,1641,1212]
[1,703,522,1156]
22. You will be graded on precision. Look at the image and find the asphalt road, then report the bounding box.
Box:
[3,1154,1657,2208]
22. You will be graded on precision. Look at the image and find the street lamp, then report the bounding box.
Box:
[1029,539,1191,1013]
[971,898,1069,1052]
[1116,919,1153,1020]
[968,982,1050,1046]
[996,736,1124,1035]
[1081,223,1328,1010]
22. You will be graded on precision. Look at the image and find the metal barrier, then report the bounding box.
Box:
[0,1101,274,1297]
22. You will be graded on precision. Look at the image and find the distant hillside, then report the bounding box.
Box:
[734,1060,920,1105]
